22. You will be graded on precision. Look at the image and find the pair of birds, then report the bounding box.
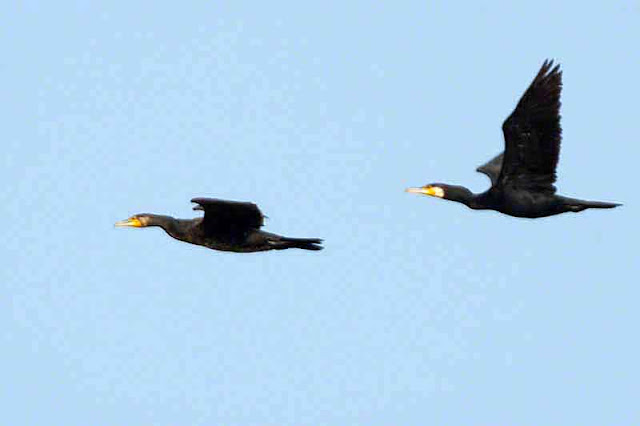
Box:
[116,60,620,253]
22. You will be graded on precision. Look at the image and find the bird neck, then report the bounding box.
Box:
[149,215,198,244]
[443,185,481,208]
[146,214,180,235]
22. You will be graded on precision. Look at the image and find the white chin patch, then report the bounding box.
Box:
[432,187,445,198]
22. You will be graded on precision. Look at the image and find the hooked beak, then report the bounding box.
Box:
[405,187,428,195]
[405,186,444,197]
[114,217,143,227]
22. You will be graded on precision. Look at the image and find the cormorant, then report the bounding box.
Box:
[406,60,621,218]
[115,198,323,252]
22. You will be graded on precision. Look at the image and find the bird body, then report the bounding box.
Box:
[416,180,620,218]
[406,60,621,218]
[476,188,616,218]
[115,198,323,253]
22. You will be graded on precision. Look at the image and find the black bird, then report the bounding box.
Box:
[115,197,323,252]
[406,60,621,218]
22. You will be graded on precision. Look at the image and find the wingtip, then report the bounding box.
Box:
[191,198,202,209]
[544,58,561,74]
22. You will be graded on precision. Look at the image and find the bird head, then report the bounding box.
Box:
[114,214,153,228]
[405,184,447,198]
[405,183,474,204]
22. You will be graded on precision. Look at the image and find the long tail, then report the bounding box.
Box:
[278,237,324,251]
[565,198,622,212]
[583,201,622,209]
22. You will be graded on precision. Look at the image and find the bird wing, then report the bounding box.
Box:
[191,198,265,235]
[476,152,504,186]
[498,60,562,193]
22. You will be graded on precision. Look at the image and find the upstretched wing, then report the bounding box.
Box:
[498,60,562,193]
[476,152,504,186]
[191,197,265,236]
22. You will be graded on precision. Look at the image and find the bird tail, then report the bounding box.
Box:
[278,237,324,251]
[565,198,622,212]
[583,201,622,209]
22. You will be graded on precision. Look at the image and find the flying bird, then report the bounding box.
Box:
[406,60,621,218]
[115,198,323,252]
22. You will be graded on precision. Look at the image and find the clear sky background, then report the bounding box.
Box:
[2,1,638,425]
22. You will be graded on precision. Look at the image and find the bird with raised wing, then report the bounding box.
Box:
[406,60,621,218]
[115,198,323,252]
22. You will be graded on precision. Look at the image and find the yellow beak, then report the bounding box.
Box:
[406,187,427,195]
[405,187,444,197]
[114,217,143,227]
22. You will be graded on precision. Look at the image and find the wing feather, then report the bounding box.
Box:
[498,60,562,193]
[191,197,265,236]
[476,152,504,186]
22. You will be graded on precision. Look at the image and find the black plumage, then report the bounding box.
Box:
[115,198,323,252]
[406,60,621,218]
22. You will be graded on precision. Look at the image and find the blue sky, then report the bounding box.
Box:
[2,1,638,425]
